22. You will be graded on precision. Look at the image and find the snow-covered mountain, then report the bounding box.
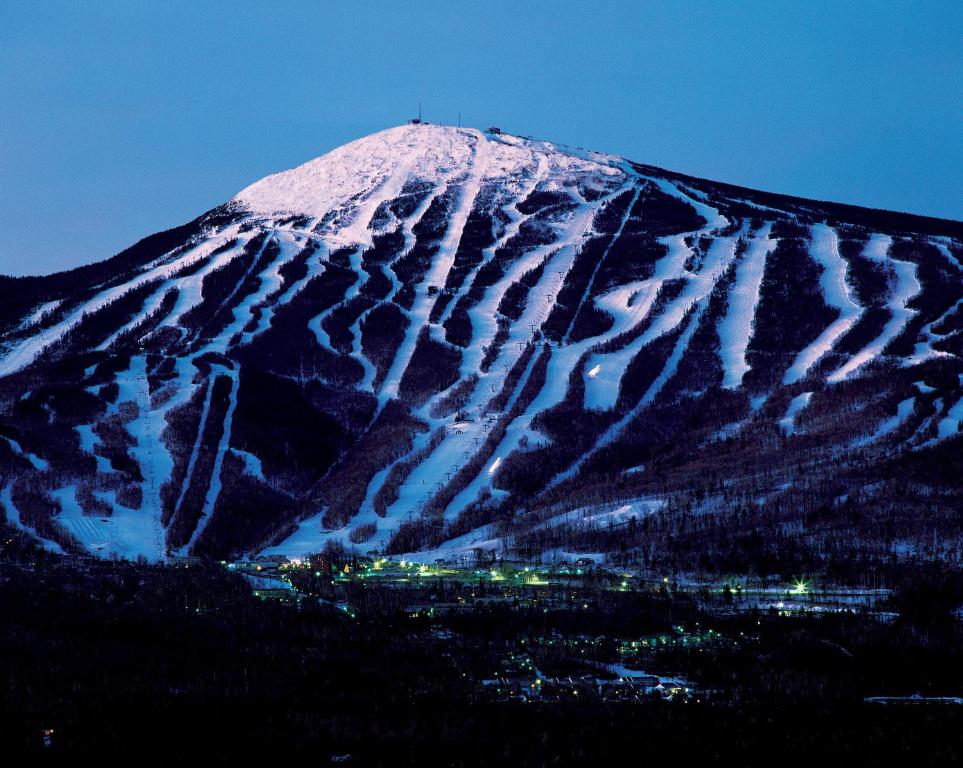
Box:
[1,124,961,568]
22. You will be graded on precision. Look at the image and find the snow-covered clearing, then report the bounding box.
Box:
[851,397,916,448]
[828,234,919,382]
[51,485,156,560]
[779,392,813,435]
[1,483,64,553]
[784,224,862,385]
[718,223,776,389]
[182,368,239,554]
[1,434,48,470]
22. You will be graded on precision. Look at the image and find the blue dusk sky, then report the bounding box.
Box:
[0,0,960,276]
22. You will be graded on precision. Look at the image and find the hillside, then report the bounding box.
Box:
[1,123,961,574]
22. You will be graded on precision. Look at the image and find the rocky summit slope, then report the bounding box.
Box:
[1,124,961,570]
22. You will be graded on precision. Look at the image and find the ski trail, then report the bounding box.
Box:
[551,304,707,489]
[0,226,247,373]
[783,224,862,385]
[351,153,546,525]
[718,223,776,388]
[906,297,963,367]
[435,153,548,334]
[562,186,642,343]
[378,130,490,405]
[105,354,168,560]
[182,367,239,554]
[1,482,64,554]
[931,238,962,272]
[170,376,215,520]
[851,397,916,448]
[779,392,814,435]
[362,179,621,545]
[352,176,454,391]
[305,135,427,355]
[542,181,733,488]
[95,228,252,350]
[187,234,274,349]
[584,224,742,410]
[440,347,544,520]
[828,234,919,383]
[236,231,307,345]
[580,177,729,410]
[937,394,963,440]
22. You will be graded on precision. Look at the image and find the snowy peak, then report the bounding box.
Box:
[234,124,624,238]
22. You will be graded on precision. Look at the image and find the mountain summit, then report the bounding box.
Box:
[1,124,961,569]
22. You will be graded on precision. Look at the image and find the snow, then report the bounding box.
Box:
[402,523,503,565]
[182,368,239,554]
[906,298,962,367]
[4,122,957,560]
[231,448,266,482]
[1,483,64,553]
[434,153,547,334]
[0,434,48,471]
[103,355,167,560]
[560,186,642,342]
[259,508,332,560]
[546,185,733,488]
[779,392,813,435]
[851,397,916,448]
[51,485,157,560]
[377,131,491,404]
[936,395,963,440]
[16,299,61,332]
[235,125,616,244]
[237,125,462,243]
[718,223,776,388]
[530,499,665,532]
[931,239,962,272]
[74,424,114,474]
[171,377,216,519]
[582,201,736,411]
[236,232,304,346]
[0,226,248,375]
[784,224,862,385]
[242,572,293,592]
[376,183,627,531]
[828,234,919,383]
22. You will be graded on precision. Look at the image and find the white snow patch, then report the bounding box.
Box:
[828,234,919,382]
[851,397,916,448]
[51,485,157,560]
[779,392,813,435]
[718,223,777,389]
[784,224,862,385]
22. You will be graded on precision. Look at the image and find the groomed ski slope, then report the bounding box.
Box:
[718,224,776,389]
[828,234,920,383]
[783,224,862,385]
